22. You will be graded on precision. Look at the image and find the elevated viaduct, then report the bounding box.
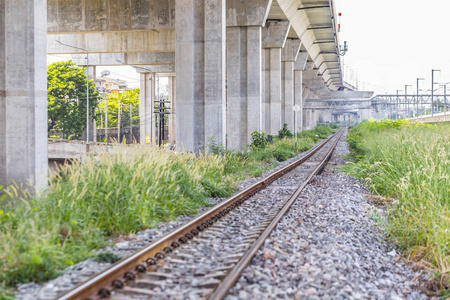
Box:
[1,0,371,188]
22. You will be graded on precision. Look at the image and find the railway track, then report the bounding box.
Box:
[58,129,344,300]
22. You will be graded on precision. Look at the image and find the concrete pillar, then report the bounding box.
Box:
[294,52,308,132]
[175,0,226,153]
[0,0,48,189]
[302,86,312,129]
[262,20,290,136]
[262,48,269,133]
[294,70,303,131]
[281,61,294,130]
[168,76,176,144]
[269,48,282,135]
[226,26,262,150]
[281,39,301,132]
[262,48,284,135]
[139,73,154,144]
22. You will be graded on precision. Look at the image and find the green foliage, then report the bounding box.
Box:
[343,120,449,288]
[207,137,226,156]
[297,125,335,142]
[47,60,100,139]
[0,289,14,300]
[278,123,293,139]
[97,89,140,129]
[94,251,121,264]
[251,131,268,149]
[346,119,427,161]
[330,123,340,129]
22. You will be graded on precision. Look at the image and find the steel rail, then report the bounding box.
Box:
[58,130,341,300]
[210,130,343,300]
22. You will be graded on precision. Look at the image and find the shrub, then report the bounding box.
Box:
[207,136,226,156]
[251,131,268,149]
[278,123,293,139]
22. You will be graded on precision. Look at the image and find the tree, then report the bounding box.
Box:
[97,89,140,129]
[47,60,99,139]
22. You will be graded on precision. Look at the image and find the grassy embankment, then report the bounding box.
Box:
[343,119,450,292]
[0,125,336,299]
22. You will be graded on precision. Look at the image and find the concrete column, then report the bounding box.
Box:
[176,0,226,152]
[247,27,262,143]
[294,52,308,132]
[261,20,290,136]
[282,61,294,130]
[281,39,301,132]
[268,48,283,135]
[139,73,154,144]
[262,48,283,135]
[294,70,303,131]
[168,76,176,144]
[0,0,48,189]
[226,26,262,150]
[262,48,270,133]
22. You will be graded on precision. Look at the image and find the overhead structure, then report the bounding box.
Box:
[1,0,361,188]
[274,0,345,95]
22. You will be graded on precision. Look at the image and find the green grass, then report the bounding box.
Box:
[0,126,336,295]
[342,119,450,289]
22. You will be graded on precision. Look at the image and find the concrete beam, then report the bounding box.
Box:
[294,52,308,71]
[48,30,175,54]
[1,0,48,189]
[226,0,272,27]
[282,38,301,62]
[72,52,175,66]
[304,60,314,71]
[133,65,175,74]
[262,20,290,48]
[176,0,226,153]
[48,0,175,33]
[316,91,375,99]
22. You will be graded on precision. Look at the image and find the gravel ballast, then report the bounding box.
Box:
[227,136,432,300]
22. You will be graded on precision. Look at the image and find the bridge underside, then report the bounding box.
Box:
[2,0,366,188]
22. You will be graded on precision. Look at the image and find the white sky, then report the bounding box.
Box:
[335,0,450,95]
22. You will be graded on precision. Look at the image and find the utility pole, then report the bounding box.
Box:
[105,97,108,143]
[445,84,447,113]
[396,90,402,119]
[129,103,133,142]
[431,69,440,116]
[405,85,412,118]
[416,78,424,117]
[441,83,449,113]
[118,101,121,143]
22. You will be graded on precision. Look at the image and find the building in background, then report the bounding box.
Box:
[95,77,128,94]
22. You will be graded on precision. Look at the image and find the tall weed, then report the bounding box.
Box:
[0,125,335,292]
[344,120,450,287]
